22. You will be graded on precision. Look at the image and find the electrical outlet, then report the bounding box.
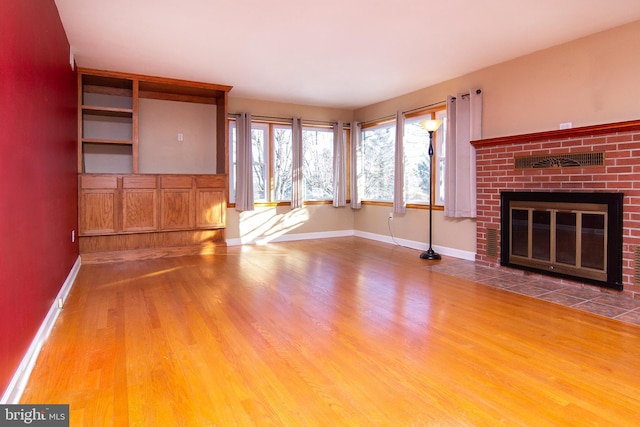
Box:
[178,132,184,142]
[71,230,75,242]
[559,122,572,130]
[388,212,393,219]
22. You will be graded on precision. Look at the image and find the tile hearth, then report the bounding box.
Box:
[425,258,640,326]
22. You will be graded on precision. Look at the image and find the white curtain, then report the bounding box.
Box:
[235,112,254,212]
[393,111,406,215]
[332,121,347,207]
[350,121,362,209]
[445,89,482,218]
[291,117,304,209]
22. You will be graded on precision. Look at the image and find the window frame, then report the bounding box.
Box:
[229,118,349,207]
[360,117,396,203]
[302,124,336,202]
[404,106,447,209]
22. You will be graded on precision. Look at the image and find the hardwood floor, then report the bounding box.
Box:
[21,237,640,426]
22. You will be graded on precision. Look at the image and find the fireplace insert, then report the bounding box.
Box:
[500,192,623,290]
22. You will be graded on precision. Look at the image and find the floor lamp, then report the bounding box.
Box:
[419,119,443,260]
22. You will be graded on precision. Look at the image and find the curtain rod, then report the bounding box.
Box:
[228,113,350,128]
[361,99,446,126]
[360,90,481,126]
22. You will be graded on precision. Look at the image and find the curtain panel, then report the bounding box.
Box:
[444,89,482,218]
[235,112,254,211]
[333,121,347,207]
[393,111,406,215]
[291,117,304,209]
[350,121,362,209]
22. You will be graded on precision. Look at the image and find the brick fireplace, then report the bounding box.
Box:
[472,120,640,298]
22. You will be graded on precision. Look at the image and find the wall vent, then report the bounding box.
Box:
[515,152,605,169]
[635,246,640,285]
[486,228,498,258]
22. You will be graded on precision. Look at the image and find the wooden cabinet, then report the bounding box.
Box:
[79,174,227,236]
[77,70,232,262]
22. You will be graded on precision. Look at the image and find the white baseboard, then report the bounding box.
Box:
[354,231,476,261]
[226,229,354,246]
[227,229,476,261]
[1,256,81,404]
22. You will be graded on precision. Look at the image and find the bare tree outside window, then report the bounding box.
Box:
[404,119,430,203]
[303,128,333,200]
[273,126,292,201]
[362,125,394,201]
[251,126,268,201]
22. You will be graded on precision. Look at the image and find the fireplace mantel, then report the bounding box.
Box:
[471,119,640,148]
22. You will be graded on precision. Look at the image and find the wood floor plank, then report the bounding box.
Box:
[20,237,640,426]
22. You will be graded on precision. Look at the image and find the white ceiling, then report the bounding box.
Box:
[55,0,640,110]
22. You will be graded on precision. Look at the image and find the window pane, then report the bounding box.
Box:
[404,118,430,203]
[229,121,236,203]
[252,125,268,201]
[435,110,447,205]
[303,128,333,200]
[362,124,394,201]
[273,126,292,201]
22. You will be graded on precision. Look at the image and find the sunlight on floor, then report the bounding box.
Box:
[239,207,309,244]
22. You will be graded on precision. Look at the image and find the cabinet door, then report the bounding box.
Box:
[160,190,193,230]
[122,189,157,232]
[195,188,226,228]
[79,175,119,235]
[79,190,118,235]
[122,176,157,232]
[160,176,194,230]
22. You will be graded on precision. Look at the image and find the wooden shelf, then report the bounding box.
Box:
[78,67,233,175]
[471,119,640,147]
[82,105,133,117]
[82,138,134,145]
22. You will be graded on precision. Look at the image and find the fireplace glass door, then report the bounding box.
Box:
[509,201,607,282]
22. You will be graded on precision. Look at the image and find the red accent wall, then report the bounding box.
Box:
[475,129,640,298]
[0,0,78,393]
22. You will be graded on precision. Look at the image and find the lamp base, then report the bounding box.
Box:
[420,248,441,260]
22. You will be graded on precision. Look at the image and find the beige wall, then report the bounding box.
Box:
[354,205,476,255]
[225,20,640,254]
[139,99,217,174]
[351,20,640,255]
[355,20,640,138]
[226,204,354,242]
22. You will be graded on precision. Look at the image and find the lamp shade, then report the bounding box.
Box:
[419,119,443,132]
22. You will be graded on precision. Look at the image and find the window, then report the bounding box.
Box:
[229,120,291,204]
[272,126,292,201]
[403,117,431,204]
[404,108,447,205]
[361,121,395,201]
[251,123,269,201]
[434,109,447,205]
[229,121,236,203]
[303,126,333,200]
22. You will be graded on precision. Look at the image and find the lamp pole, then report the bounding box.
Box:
[419,120,442,260]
